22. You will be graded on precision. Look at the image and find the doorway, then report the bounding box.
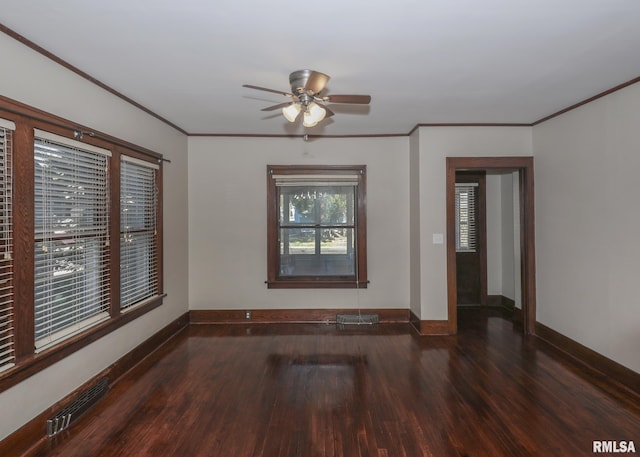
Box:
[446,157,536,335]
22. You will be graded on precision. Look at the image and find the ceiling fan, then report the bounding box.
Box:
[243,69,371,128]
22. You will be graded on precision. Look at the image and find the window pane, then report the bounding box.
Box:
[319,187,353,225]
[280,228,316,255]
[120,158,158,310]
[34,136,110,349]
[279,228,355,277]
[34,238,108,343]
[0,126,14,372]
[279,186,354,226]
[320,228,353,255]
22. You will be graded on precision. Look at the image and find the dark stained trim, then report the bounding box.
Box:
[535,321,640,398]
[190,309,409,324]
[407,123,531,136]
[446,157,536,336]
[0,23,188,135]
[532,76,640,125]
[0,96,164,161]
[0,296,165,394]
[409,311,450,335]
[0,313,189,457]
[189,133,408,138]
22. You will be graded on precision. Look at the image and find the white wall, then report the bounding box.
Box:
[414,127,533,320]
[533,82,640,373]
[0,33,189,441]
[188,136,410,311]
[409,131,421,316]
[486,174,503,295]
[480,172,519,302]
[500,173,516,301]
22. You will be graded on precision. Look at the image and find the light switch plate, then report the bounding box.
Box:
[432,233,444,244]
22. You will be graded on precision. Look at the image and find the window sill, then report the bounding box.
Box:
[0,295,164,394]
[266,280,369,289]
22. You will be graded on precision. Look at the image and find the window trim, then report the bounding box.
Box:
[0,96,164,394]
[266,165,368,289]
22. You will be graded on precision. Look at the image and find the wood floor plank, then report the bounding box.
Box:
[28,310,640,456]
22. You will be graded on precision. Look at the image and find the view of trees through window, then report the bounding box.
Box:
[279,185,355,276]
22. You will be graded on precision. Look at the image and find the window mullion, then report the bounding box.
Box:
[12,121,35,361]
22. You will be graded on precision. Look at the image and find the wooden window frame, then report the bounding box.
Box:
[266,165,368,289]
[0,96,164,394]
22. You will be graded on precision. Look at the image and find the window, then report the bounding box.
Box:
[0,97,164,393]
[455,183,477,252]
[34,130,111,350]
[0,119,14,372]
[120,156,160,310]
[267,165,367,288]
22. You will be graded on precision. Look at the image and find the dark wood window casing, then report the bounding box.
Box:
[0,96,164,394]
[267,165,367,289]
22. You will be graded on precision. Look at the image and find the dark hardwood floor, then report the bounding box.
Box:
[29,310,640,456]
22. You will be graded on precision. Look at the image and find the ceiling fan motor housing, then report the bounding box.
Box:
[289,69,329,96]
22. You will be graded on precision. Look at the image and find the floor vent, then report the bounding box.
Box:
[47,376,109,437]
[336,313,379,326]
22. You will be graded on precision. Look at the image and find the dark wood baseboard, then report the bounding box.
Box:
[535,321,640,398]
[409,311,450,335]
[0,313,189,457]
[486,294,515,310]
[189,308,410,324]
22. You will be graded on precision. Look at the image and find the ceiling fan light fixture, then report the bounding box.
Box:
[302,102,326,127]
[282,103,301,122]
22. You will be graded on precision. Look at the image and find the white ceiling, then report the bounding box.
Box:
[1,0,640,136]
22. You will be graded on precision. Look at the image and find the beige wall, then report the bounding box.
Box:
[409,131,422,317]
[533,82,640,373]
[414,127,533,320]
[188,136,410,311]
[0,33,189,441]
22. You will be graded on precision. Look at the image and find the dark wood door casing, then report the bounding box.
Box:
[446,157,536,335]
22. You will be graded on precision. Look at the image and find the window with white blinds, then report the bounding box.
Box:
[34,130,111,350]
[0,119,15,372]
[455,183,477,252]
[120,156,159,310]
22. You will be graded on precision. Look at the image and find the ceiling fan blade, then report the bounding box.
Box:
[322,105,335,118]
[242,84,294,98]
[322,94,371,104]
[261,102,293,112]
[304,71,330,94]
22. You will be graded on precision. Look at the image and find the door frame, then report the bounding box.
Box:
[446,157,536,335]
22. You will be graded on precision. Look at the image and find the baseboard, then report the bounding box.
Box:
[190,308,410,324]
[535,321,640,398]
[0,313,189,457]
[486,294,515,310]
[409,311,450,335]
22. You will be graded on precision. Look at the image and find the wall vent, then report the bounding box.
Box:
[47,376,109,436]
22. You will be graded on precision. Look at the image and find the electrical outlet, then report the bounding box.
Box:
[245,311,251,319]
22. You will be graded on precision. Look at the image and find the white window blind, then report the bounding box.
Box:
[455,183,477,253]
[120,156,159,311]
[34,130,111,350]
[0,120,14,372]
[272,174,360,187]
